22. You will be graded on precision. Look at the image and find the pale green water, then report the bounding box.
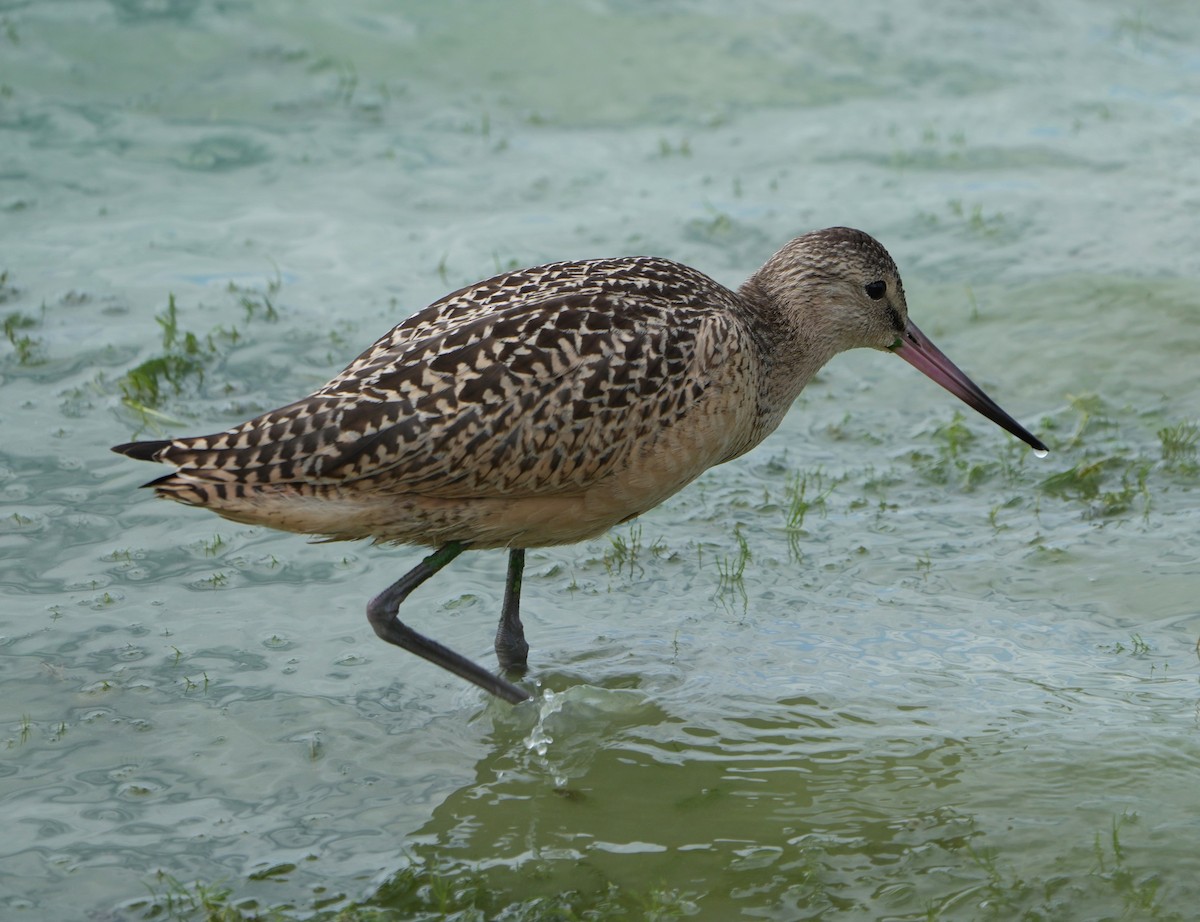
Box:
[2,1,1199,919]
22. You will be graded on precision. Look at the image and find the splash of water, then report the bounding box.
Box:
[523,688,562,757]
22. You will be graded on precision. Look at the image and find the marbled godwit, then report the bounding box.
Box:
[113,227,1047,705]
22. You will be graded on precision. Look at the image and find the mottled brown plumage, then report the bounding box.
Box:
[114,227,1045,704]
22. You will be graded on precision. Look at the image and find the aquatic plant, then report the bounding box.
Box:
[118,281,282,418]
[135,863,697,922]
[1158,421,1198,462]
[783,469,835,560]
[715,523,751,608]
[3,307,45,366]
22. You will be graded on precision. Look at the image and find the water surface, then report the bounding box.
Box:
[2,1,1198,918]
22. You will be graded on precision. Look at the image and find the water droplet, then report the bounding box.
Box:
[1033,447,1049,459]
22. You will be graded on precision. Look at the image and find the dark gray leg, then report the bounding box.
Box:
[494,548,529,670]
[366,542,531,705]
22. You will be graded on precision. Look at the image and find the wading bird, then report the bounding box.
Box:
[113,227,1047,704]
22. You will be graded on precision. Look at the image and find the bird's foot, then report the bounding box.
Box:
[494,630,530,674]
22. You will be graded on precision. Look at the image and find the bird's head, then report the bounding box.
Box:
[753,227,1047,454]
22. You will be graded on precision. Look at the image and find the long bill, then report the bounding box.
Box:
[890,320,1048,454]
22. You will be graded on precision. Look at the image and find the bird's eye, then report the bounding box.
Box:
[864,280,887,300]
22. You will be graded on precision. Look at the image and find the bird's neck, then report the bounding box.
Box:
[728,276,842,455]
[737,275,841,385]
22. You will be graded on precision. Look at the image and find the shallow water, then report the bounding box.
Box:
[2,1,1199,918]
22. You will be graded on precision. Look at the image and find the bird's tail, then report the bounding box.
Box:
[113,437,238,507]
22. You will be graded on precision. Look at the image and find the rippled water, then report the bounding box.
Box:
[3,1,1199,919]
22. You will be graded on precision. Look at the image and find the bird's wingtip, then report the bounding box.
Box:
[112,439,172,462]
